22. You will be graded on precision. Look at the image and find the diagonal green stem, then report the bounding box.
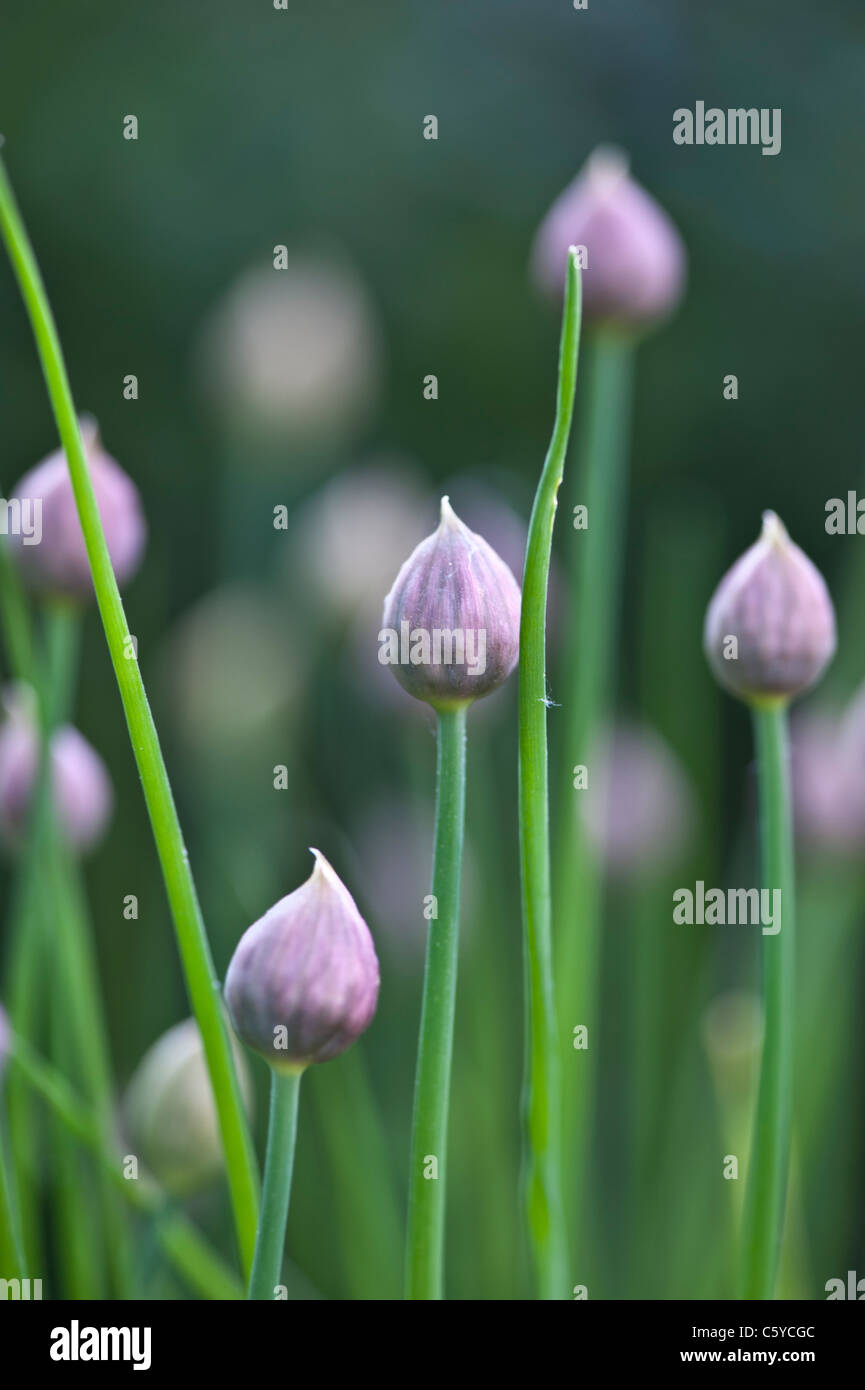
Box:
[248,1068,302,1300]
[0,152,259,1276]
[553,329,633,1270]
[740,701,795,1299]
[518,248,582,1300]
[405,703,467,1300]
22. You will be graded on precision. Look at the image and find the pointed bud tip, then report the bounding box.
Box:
[703,513,835,705]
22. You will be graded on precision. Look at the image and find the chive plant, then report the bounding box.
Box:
[381,497,522,1299]
[531,147,686,1261]
[225,849,380,1299]
[703,512,836,1298]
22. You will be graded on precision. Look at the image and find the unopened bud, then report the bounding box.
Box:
[0,687,113,853]
[8,418,146,600]
[531,146,686,330]
[380,496,521,710]
[124,1017,252,1196]
[703,512,836,705]
[225,850,379,1072]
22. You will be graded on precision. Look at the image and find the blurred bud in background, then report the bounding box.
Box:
[195,257,383,458]
[531,145,686,331]
[0,685,113,854]
[124,1017,252,1196]
[348,799,478,971]
[8,417,146,600]
[286,458,430,629]
[160,585,301,762]
[581,722,695,875]
[791,689,865,855]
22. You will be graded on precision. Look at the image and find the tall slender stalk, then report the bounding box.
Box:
[552,328,633,1263]
[740,701,795,1299]
[405,703,467,1300]
[248,1069,302,1301]
[518,248,582,1300]
[0,152,259,1276]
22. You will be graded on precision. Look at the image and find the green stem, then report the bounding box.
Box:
[248,1068,302,1301]
[740,701,795,1299]
[0,152,259,1277]
[0,1110,26,1279]
[518,249,582,1300]
[10,1036,243,1299]
[552,328,633,1269]
[3,604,78,1270]
[50,834,135,1296]
[405,703,467,1300]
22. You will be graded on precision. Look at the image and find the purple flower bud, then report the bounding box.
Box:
[703,512,836,705]
[8,418,146,600]
[581,723,695,874]
[0,688,113,853]
[225,850,380,1071]
[124,1017,252,1195]
[531,146,686,329]
[380,497,522,709]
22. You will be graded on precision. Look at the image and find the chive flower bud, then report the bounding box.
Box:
[225,850,379,1072]
[531,145,686,330]
[380,496,521,710]
[703,512,836,705]
[0,687,113,852]
[582,723,694,874]
[8,418,146,599]
[124,1017,252,1196]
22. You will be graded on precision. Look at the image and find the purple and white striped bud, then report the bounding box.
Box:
[531,146,686,330]
[380,497,521,710]
[703,512,836,706]
[0,688,113,853]
[124,1017,252,1196]
[8,419,146,600]
[225,850,379,1072]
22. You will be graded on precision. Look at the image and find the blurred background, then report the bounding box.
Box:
[1,0,863,1299]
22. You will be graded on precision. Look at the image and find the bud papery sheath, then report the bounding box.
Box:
[225,850,379,1072]
[380,496,521,710]
[703,511,836,705]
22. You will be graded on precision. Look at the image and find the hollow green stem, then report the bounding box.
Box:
[518,249,582,1300]
[248,1068,302,1301]
[10,1036,243,1300]
[405,703,467,1300]
[552,328,634,1267]
[0,152,259,1276]
[740,701,795,1300]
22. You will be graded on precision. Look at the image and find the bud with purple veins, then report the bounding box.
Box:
[703,512,835,1298]
[225,849,379,1071]
[380,496,521,709]
[225,850,379,1299]
[703,512,836,706]
[531,145,686,331]
[8,418,146,600]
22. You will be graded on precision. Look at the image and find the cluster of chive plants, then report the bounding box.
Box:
[0,140,855,1303]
